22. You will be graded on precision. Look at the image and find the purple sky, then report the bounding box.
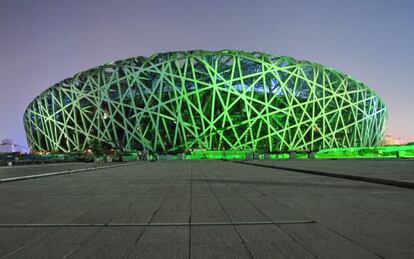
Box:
[1,0,413,148]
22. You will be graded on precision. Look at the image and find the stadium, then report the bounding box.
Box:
[24,50,387,153]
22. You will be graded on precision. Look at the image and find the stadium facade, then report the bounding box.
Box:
[24,50,387,153]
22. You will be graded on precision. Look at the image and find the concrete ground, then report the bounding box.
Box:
[245,158,414,183]
[0,162,107,179]
[0,160,413,258]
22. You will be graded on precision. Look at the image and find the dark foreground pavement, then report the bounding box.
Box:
[242,159,414,183]
[0,160,413,258]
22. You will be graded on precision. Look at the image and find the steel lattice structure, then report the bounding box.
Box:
[24,50,387,153]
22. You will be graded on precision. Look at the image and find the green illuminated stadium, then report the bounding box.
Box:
[24,50,387,153]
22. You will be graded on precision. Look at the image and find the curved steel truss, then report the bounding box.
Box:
[24,50,387,152]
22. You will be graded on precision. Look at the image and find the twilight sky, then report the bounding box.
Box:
[0,0,413,148]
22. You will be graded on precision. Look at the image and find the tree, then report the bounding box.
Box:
[88,139,104,157]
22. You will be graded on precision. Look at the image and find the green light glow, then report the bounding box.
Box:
[24,50,387,153]
[315,145,414,158]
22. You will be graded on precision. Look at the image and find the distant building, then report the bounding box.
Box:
[0,138,27,153]
[0,138,15,153]
[384,135,401,145]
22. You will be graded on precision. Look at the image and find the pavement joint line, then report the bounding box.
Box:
[234,161,414,190]
[0,194,267,199]
[123,169,188,259]
[212,164,320,258]
[0,162,86,170]
[188,162,193,259]
[199,166,256,259]
[0,162,141,184]
[0,220,316,227]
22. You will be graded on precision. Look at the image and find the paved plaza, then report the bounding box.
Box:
[0,159,413,258]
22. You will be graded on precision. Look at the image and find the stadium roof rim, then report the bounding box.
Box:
[26,49,386,111]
